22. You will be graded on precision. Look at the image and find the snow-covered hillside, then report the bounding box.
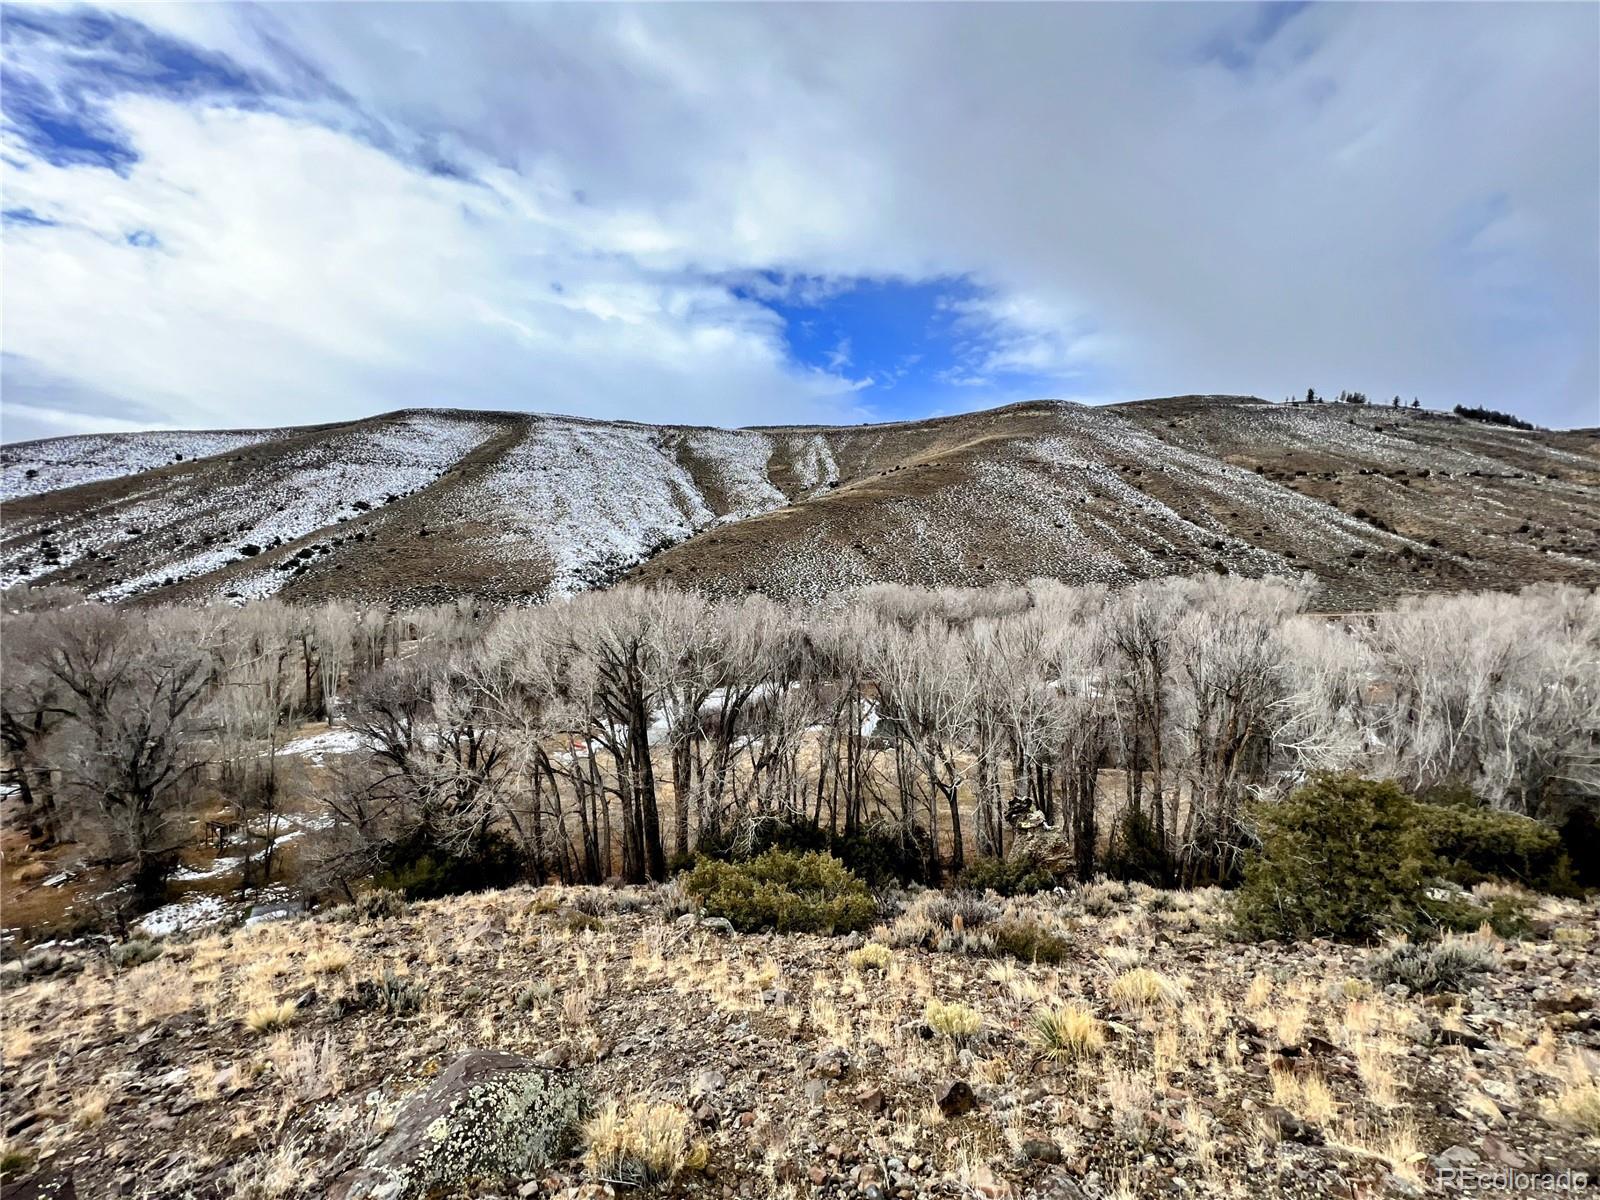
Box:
[2,398,1595,609]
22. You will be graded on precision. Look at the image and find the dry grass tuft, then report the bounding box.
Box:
[1028,1003,1105,1063]
[584,1098,702,1186]
[244,998,298,1034]
[71,1082,111,1128]
[846,943,892,974]
[924,998,982,1042]
[1271,1067,1338,1123]
[1546,1059,1600,1135]
[306,945,353,975]
[1109,967,1183,1012]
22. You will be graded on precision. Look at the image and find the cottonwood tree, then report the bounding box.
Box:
[38,604,213,904]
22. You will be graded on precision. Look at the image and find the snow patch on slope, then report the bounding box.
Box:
[1,430,281,502]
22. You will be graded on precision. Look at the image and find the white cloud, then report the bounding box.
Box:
[5,1,1596,436]
[2,98,865,437]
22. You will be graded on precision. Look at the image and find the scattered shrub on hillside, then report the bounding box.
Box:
[690,819,932,888]
[585,1098,705,1187]
[1233,777,1433,942]
[347,888,406,923]
[924,998,982,1042]
[373,830,525,900]
[107,939,162,971]
[1029,1003,1105,1062]
[1080,880,1131,917]
[958,853,1061,896]
[344,968,426,1018]
[847,943,892,974]
[681,850,875,934]
[1368,935,1497,994]
[1413,798,1568,890]
[1101,809,1174,887]
[989,915,1069,965]
[883,889,997,949]
[3,948,75,983]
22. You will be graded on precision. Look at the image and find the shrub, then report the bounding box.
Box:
[351,888,406,923]
[1029,1004,1105,1062]
[1413,800,1566,890]
[1233,777,1433,942]
[1422,886,1534,938]
[1109,967,1183,1012]
[989,916,1069,965]
[1080,880,1130,917]
[1101,808,1174,887]
[924,998,982,1042]
[373,830,525,900]
[958,854,1060,896]
[847,943,892,974]
[682,850,875,934]
[693,819,932,888]
[584,1099,704,1186]
[1368,936,1497,994]
[349,968,425,1017]
[107,939,162,971]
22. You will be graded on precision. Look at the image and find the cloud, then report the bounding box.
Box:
[3,2,1595,438]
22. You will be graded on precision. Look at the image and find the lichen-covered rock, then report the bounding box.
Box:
[330,1049,586,1200]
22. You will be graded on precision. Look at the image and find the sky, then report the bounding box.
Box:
[1,2,1596,444]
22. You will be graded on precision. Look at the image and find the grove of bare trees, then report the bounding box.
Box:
[3,575,1596,911]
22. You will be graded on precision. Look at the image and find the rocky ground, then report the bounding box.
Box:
[2,881,1598,1199]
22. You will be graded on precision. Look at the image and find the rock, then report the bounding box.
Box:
[329,1049,586,1200]
[813,1047,850,1079]
[691,1069,726,1097]
[1263,1105,1322,1145]
[1433,1145,1478,1171]
[935,1080,978,1119]
[1436,1028,1490,1051]
[853,1084,886,1114]
[1534,990,1593,1014]
[1479,1136,1529,1169]
[1021,1138,1063,1164]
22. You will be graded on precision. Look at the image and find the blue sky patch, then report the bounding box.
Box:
[1,7,264,171]
[2,207,57,229]
[739,274,1076,419]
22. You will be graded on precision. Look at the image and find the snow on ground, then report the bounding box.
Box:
[1,429,282,502]
[776,432,841,494]
[678,428,787,515]
[93,412,499,601]
[466,418,713,594]
[171,856,244,883]
[464,417,799,595]
[135,893,231,938]
[280,727,364,763]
